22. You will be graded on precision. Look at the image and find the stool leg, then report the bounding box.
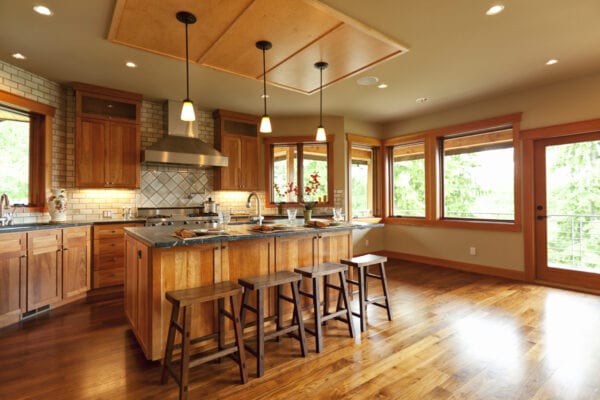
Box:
[379,262,393,321]
[323,274,330,325]
[358,266,367,333]
[161,303,180,385]
[240,288,250,329]
[276,284,283,342]
[290,281,308,357]
[256,288,265,377]
[230,293,248,384]
[218,297,225,355]
[312,276,323,353]
[180,306,192,400]
[338,270,355,338]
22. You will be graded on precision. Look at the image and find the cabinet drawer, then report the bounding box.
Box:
[28,229,62,252]
[95,237,125,254]
[93,268,124,288]
[0,232,26,256]
[63,226,90,248]
[94,254,125,270]
[94,226,126,240]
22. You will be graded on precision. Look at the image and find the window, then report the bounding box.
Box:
[0,90,55,208]
[265,136,333,207]
[390,141,425,217]
[384,113,521,231]
[442,129,514,221]
[347,134,381,219]
[0,106,30,204]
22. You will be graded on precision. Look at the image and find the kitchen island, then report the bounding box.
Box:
[124,222,382,360]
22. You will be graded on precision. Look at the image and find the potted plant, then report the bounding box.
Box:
[302,172,321,221]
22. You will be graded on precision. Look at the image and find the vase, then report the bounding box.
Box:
[48,188,67,222]
[303,209,312,222]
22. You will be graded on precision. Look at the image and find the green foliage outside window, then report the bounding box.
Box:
[0,120,29,204]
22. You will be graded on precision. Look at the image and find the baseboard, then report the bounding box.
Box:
[373,250,527,281]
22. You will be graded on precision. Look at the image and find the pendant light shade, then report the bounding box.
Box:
[314,61,328,142]
[256,40,272,133]
[177,11,196,122]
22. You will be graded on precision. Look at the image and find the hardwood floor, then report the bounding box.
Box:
[2,260,600,399]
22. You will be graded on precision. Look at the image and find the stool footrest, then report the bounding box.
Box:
[188,346,240,369]
[278,293,294,304]
[365,272,383,280]
[346,278,359,286]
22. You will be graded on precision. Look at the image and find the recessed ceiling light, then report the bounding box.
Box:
[416,97,429,104]
[33,5,53,16]
[125,61,137,68]
[356,76,379,86]
[546,59,558,65]
[12,53,26,60]
[486,4,505,15]
[377,83,388,89]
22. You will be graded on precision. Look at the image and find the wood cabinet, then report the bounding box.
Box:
[62,227,91,300]
[0,232,26,327]
[94,223,142,288]
[74,82,142,189]
[124,235,150,355]
[27,229,62,310]
[213,109,260,191]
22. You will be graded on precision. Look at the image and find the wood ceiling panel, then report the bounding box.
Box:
[108,0,408,94]
[267,24,405,94]
[200,0,341,80]
[109,0,254,60]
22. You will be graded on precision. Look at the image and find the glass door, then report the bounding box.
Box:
[534,132,600,289]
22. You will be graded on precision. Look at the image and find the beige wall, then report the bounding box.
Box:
[381,71,600,272]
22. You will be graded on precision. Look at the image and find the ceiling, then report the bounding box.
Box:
[1,0,600,124]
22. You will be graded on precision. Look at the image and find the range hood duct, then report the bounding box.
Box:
[142,101,228,167]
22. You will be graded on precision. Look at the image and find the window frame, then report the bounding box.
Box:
[346,134,382,220]
[264,135,334,208]
[383,113,522,232]
[0,90,54,210]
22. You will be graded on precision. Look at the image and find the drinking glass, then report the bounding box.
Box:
[333,208,343,222]
[286,208,297,225]
[221,211,231,231]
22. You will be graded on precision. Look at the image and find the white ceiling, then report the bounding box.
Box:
[1,0,600,124]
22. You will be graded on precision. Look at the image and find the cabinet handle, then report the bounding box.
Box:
[20,254,26,259]
[214,246,219,250]
[110,243,116,247]
[137,250,142,259]
[221,245,227,249]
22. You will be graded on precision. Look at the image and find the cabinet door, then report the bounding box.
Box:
[106,121,139,188]
[0,232,26,327]
[76,118,107,187]
[241,135,259,190]
[27,229,62,310]
[62,227,90,299]
[219,134,242,189]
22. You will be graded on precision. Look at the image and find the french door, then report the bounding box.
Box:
[533,132,600,289]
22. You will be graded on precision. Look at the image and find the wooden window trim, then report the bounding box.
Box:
[264,135,334,208]
[0,90,55,210]
[346,134,383,219]
[383,113,522,232]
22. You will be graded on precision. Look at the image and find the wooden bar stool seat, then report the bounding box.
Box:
[161,281,248,400]
[341,254,393,332]
[294,262,355,353]
[238,270,307,377]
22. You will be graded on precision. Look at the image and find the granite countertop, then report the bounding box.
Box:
[125,221,383,248]
[0,218,146,233]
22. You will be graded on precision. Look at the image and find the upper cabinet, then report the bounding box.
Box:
[74,82,142,189]
[213,110,260,191]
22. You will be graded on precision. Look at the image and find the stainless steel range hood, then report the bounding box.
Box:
[142,101,228,167]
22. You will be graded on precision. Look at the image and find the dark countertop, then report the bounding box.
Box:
[124,221,383,248]
[0,218,146,233]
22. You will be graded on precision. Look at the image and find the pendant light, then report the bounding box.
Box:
[314,61,328,142]
[256,41,272,133]
[177,11,196,122]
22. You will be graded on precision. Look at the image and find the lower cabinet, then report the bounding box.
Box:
[0,232,26,327]
[63,227,91,299]
[124,235,150,355]
[0,226,92,329]
[27,229,63,310]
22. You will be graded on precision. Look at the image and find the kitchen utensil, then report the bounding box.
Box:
[204,197,218,213]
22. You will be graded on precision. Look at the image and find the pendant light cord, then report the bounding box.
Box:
[319,65,323,126]
[262,47,267,114]
[185,20,190,100]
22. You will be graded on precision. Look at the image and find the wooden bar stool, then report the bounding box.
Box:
[161,281,248,400]
[341,254,393,333]
[238,270,307,377]
[294,262,355,353]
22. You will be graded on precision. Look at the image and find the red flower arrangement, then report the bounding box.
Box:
[302,172,321,210]
[273,181,298,202]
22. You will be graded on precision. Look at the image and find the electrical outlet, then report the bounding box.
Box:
[469,246,477,256]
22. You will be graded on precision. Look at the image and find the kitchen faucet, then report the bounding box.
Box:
[0,193,12,226]
[246,192,262,225]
